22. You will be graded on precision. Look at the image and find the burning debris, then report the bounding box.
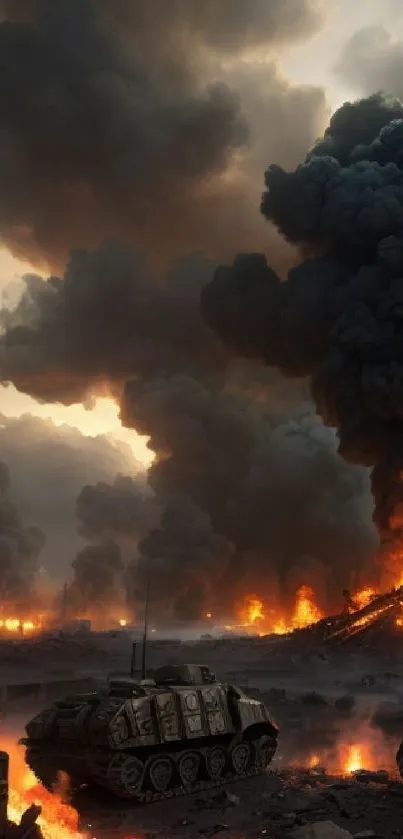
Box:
[288,583,403,649]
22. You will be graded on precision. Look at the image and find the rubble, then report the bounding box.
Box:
[290,585,403,651]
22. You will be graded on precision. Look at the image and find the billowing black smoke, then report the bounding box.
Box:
[67,540,124,619]
[0,6,382,619]
[0,460,45,608]
[202,92,403,580]
[0,0,326,267]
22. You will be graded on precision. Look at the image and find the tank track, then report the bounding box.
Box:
[25,735,277,804]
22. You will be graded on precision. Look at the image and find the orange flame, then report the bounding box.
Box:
[5,739,84,839]
[344,745,363,774]
[353,587,376,610]
[292,585,323,629]
[238,595,265,627]
[0,618,39,634]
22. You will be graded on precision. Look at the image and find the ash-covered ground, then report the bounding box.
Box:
[2,631,403,839]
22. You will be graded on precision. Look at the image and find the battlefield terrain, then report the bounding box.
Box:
[2,628,403,839]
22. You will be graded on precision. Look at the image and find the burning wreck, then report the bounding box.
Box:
[287,584,403,649]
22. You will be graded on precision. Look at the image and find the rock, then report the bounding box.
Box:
[353,832,377,838]
[292,822,353,839]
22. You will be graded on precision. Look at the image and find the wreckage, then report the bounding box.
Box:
[22,663,278,802]
[290,585,403,649]
[0,751,43,839]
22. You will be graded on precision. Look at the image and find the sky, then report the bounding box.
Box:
[0,0,401,462]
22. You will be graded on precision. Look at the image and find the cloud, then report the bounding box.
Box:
[334,26,403,100]
[0,0,328,268]
[0,411,143,577]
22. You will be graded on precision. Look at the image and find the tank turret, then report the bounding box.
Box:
[22,664,278,803]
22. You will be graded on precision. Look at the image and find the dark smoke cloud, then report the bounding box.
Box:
[202,92,403,580]
[0,245,224,404]
[0,0,327,267]
[0,411,144,576]
[77,474,158,546]
[0,0,380,618]
[0,235,378,616]
[68,539,124,618]
[0,458,45,607]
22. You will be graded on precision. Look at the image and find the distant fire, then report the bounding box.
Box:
[237,586,324,636]
[0,617,40,635]
[292,585,323,629]
[344,745,364,774]
[238,596,265,627]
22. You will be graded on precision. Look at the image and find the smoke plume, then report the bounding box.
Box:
[66,539,124,622]
[0,0,327,267]
[0,3,381,618]
[202,92,403,581]
[0,458,45,608]
[0,412,146,576]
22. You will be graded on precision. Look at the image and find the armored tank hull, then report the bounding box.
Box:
[23,664,278,802]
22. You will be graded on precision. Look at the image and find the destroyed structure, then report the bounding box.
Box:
[289,586,403,650]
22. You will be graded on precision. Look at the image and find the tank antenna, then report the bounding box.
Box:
[141,572,151,680]
[130,641,137,677]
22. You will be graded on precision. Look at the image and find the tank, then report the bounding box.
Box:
[22,664,278,802]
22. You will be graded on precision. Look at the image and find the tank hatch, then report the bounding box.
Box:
[154,664,216,686]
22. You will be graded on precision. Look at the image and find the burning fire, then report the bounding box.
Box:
[344,745,363,774]
[5,739,84,839]
[0,618,39,635]
[292,585,322,629]
[237,586,324,636]
[352,587,376,611]
[239,596,265,626]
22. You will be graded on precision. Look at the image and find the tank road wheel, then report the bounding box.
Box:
[148,756,175,793]
[107,753,144,799]
[254,735,277,770]
[230,742,252,775]
[205,746,227,780]
[177,751,201,787]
